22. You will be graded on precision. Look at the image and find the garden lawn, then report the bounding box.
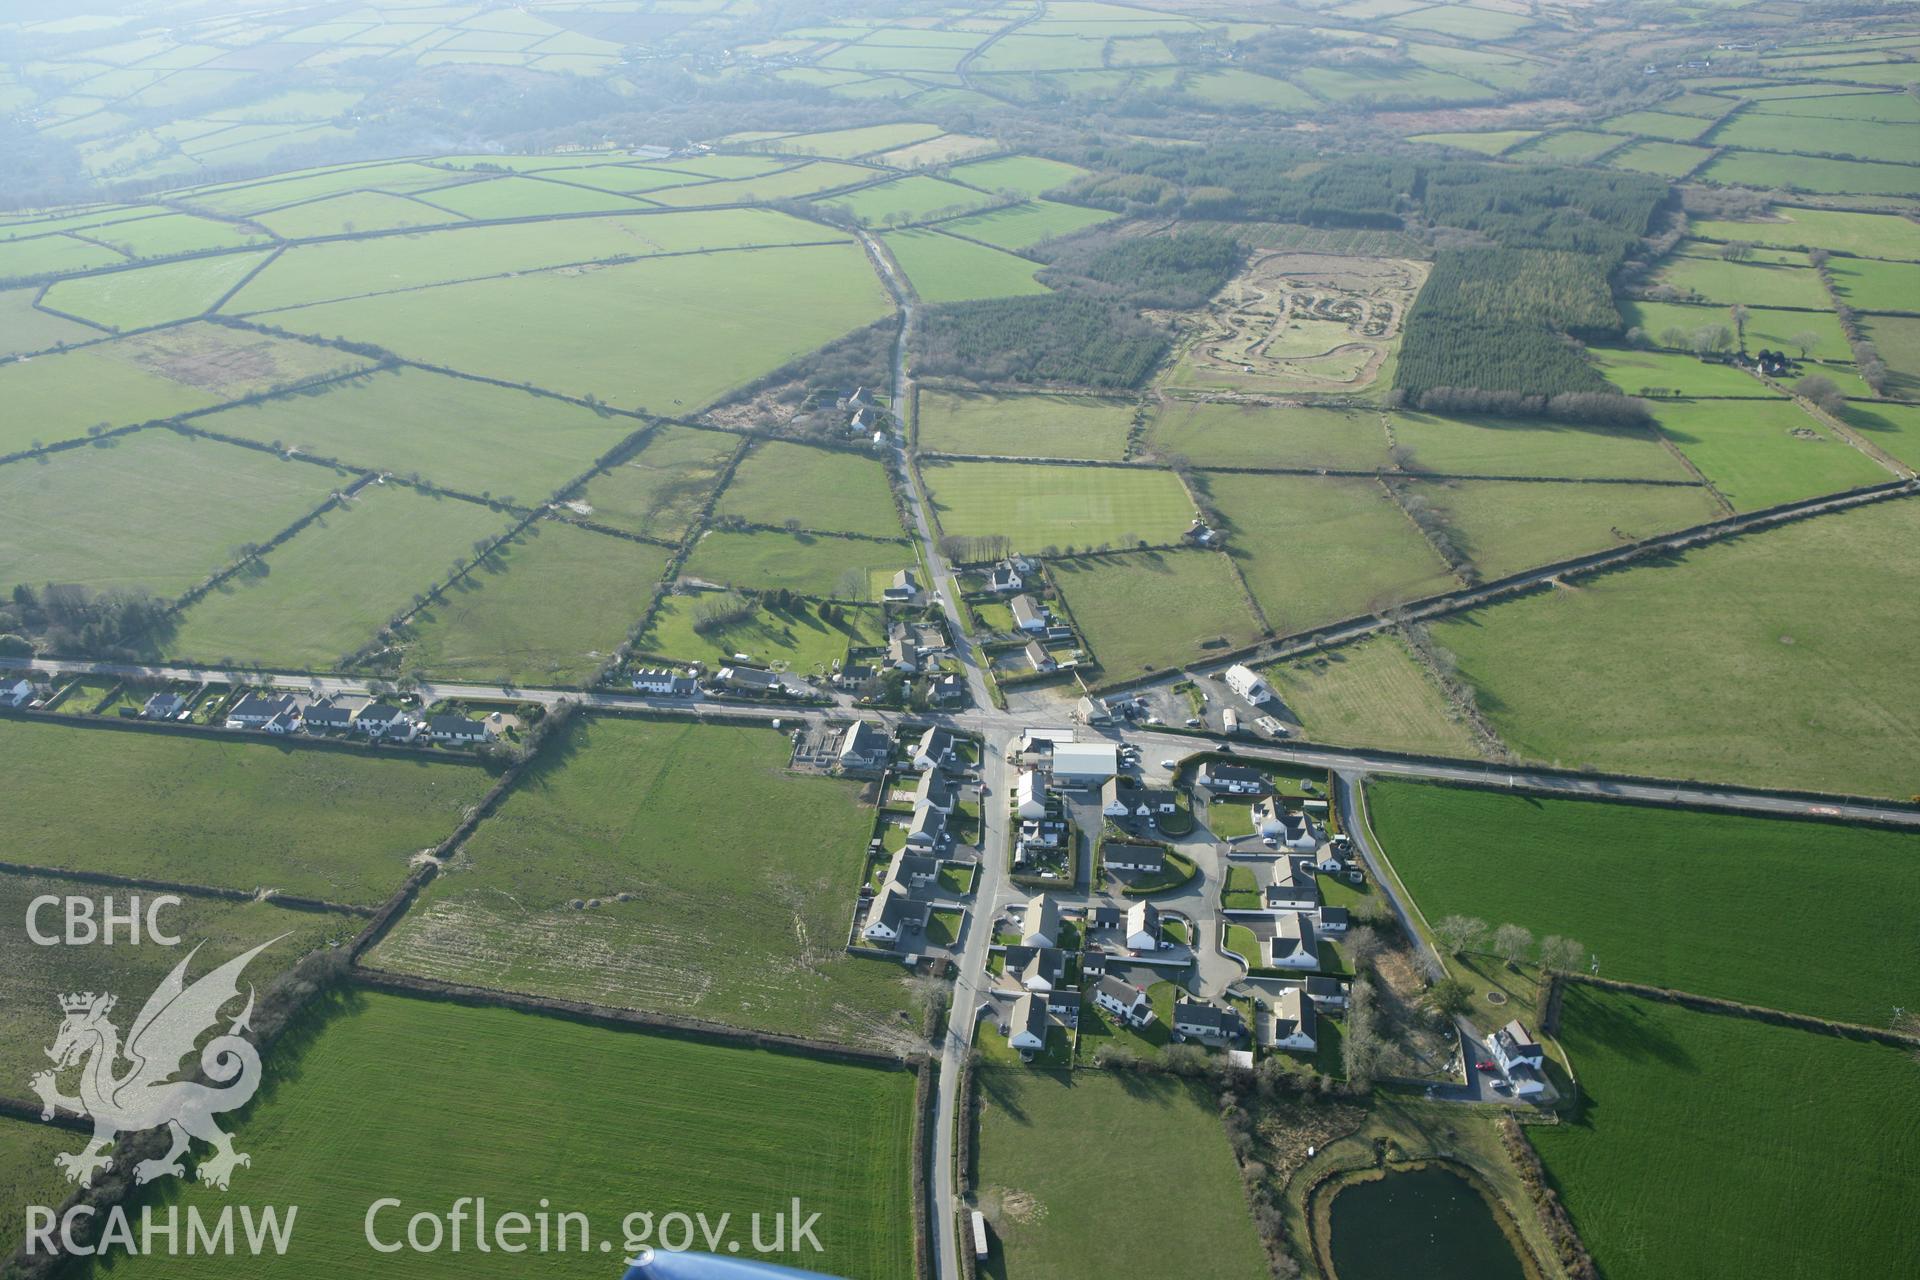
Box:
[1428,497,1920,797]
[246,241,892,411]
[0,430,343,595]
[1402,477,1723,579]
[399,520,668,686]
[973,1069,1269,1280]
[636,593,884,675]
[166,482,517,669]
[1050,550,1263,678]
[1650,398,1889,509]
[1530,986,1919,1280]
[1370,780,1920,1023]
[881,228,1048,304]
[194,366,635,500]
[682,528,911,600]
[1386,411,1691,481]
[1261,635,1479,756]
[1207,473,1453,635]
[0,717,489,904]
[371,718,916,1043]
[920,459,1193,551]
[1148,401,1391,470]
[575,424,737,539]
[918,389,1132,460]
[40,249,269,330]
[718,440,903,539]
[121,992,916,1278]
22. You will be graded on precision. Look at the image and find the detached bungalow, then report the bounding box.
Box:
[140,691,187,720]
[913,726,965,773]
[1198,764,1271,797]
[888,633,919,673]
[1020,893,1059,949]
[1266,856,1321,912]
[987,561,1023,594]
[300,698,353,733]
[884,569,920,603]
[1022,640,1055,673]
[1124,900,1160,953]
[1014,771,1048,819]
[1007,991,1051,1053]
[863,882,927,946]
[353,702,413,739]
[1173,999,1244,1042]
[905,803,947,850]
[1002,945,1066,993]
[631,668,698,696]
[1316,906,1349,934]
[1253,798,1320,851]
[226,693,296,729]
[1101,779,1176,820]
[429,715,492,745]
[1270,987,1318,1052]
[886,849,942,891]
[1304,976,1348,1010]
[1224,663,1273,705]
[1103,841,1167,877]
[1268,912,1319,971]
[714,665,783,696]
[1091,976,1153,1027]
[1008,594,1047,632]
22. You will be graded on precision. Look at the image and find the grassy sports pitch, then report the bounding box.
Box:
[372,717,917,1044]
[1369,780,1920,1023]
[1147,401,1391,471]
[1260,635,1480,757]
[881,228,1049,304]
[681,528,910,600]
[921,459,1193,551]
[1530,985,1919,1280]
[636,592,883,675]
[575,424,738,540]
[1428,496,1920,797]
[117,991,917,1278]
[716,440,903,539]
[1650,397,1889,510]
[1050,550,1264,678]
[917,389,1132,460]
[0,717,489,904]
[973,1069,1268,1280]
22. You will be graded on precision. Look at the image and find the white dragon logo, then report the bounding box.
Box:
[30,937,282,1191]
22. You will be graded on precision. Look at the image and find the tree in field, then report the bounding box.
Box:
[1434,914,1488,957]
[1493,923,1535,971]
[1659,326,1690,351]
[1691,325,1733,355]
[1796,373,1846,415]
[1730,304,1750,349]
[1425,976,1473,1020]
[1789,329,1823,360]
[1718,240,1754,262]
[1538,935,1586,973]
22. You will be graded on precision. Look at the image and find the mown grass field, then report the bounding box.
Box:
[681,528,910,600]
[0,430,345,596]
[576,424,737,539]
[1147,401,1391,471]
[1387,411,1692,481]
[881,228,1048,304]
[0,872,356,1085]
[1370,781,1920,1023]
[167,482,517,669]
[636,592,883,675]
[372,718,916,1043]
[1531,986,1919,1280]
[196,366,635,500]
[1404,477,1722,580]
[1207,473,1453,635]
[125,992,917,1278]
[973,1069,1268,1280]
[717,440,902,539]
[1428,497,1920,797]
[1650,397,1889,509]
[918,389,1133,460]
[921,459,1193,551]
[0,718,489,904]
[1260,634,1480,756]
[399,520,668,686]
[1051,550,1263,678]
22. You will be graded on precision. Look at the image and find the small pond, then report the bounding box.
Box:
[1327,1164,1529,1280]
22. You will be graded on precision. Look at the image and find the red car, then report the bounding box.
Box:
[1474,1060,1497,1072]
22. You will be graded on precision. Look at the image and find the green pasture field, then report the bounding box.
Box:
[226,208,831,312]
[1260,634,1478,756]
[1147,401,1391,471]
[1824,254,1920,312]
[1,1119,77,1253]
[681,528,911,600]
[0,872,355,1086]
[0,717,489,904]
[1369,781,1920,1023]
[1597,109,1710,142]
[1590,346,1781,398]
[167,482,517,669]
[1689,207,1920,259]
[0,429,344,595]
[920,459,1194,551]
[754,122,944,157]
[1512,130,1628,163]
[372,718,918,1043]
[1386,411,1691,481]
[1749,90,1920,122]
[1407,130,1539,156]
[875,133,998,168]
[881,228,1048,303]
[523,163,714,197]
[645,160,878,207]
[253,242,892,412]
[574,425,737,539]
[1403,477,1722,580]
[973,1069,1269,1280]
[1531,987,1919,1280]
[819,173,994,224]
[174,160,482,217]
[717,440,903,539]
[252,190,463,238]
[949,154,1088,198]
[1710,112,1917,165]
[408,173,652,218]
[1404,43,1543,92]
[1703,150,1920,197]
[1182,68,1321,111]
[1428,496,1920,797]
[195,365,634,499]
[1650,397,1888,509]
[1623,299,1852,362]
[1838,401,1920,470]
[1205,473,1453,635]
[972,33,1110,73]
[1646,253,1831,310]
[0,232,127,282]
[1387,3,1532,38]
[0,284,98,355]
[1292,63,1494,104]
[1605,139,1714,177]
[1050,550,1264,678]
[120,992,916,1278]
[918,388,1131,459]
[77,212,271,261]
[636,591,884,675]
[399,520,668,686]
[1858,313,1920,395]
[930,199,1116,250]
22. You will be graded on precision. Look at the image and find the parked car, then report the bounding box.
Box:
[1491,1081,1512,1095]
[1185,717,1201,727]
[1475,1060,1497,1071]
[1159,759,1176,769]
